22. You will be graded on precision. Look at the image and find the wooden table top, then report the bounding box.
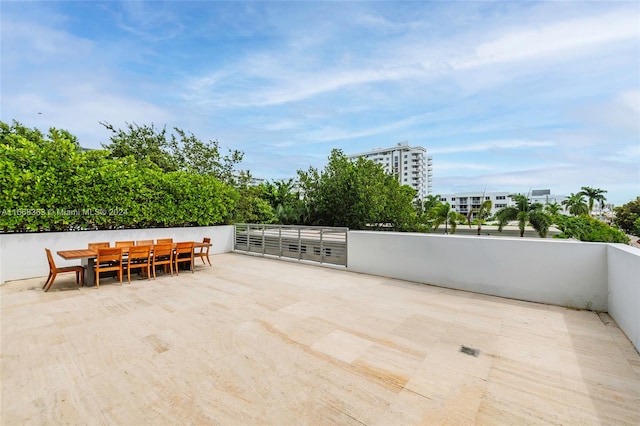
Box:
[57,249,96,260]
[57,242,211,260]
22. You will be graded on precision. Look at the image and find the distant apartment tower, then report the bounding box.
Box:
[347,142,433,201]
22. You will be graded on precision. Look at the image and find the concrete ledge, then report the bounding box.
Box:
[0,226,234,284]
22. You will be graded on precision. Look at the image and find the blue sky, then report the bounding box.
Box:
[2,1,639,205]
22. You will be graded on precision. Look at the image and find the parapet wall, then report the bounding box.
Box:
[0,226,235,284]
[347,231,639,351]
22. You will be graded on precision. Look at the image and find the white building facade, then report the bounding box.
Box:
[439,189,569,218]
[439,192,513,218]
[347,142,433,201]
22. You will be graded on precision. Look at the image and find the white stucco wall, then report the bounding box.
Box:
[607,244,640,351]
[0,226,234,284]
[347,231,609,311]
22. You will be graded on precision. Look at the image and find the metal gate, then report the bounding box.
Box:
[234,224,348,267]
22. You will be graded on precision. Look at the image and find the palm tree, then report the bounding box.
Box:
[545,202,562,216]
[562,193,589,216]
[430,202,464,234]
[495,194,550,237]
[578,186,607,216]
[468,199,493,235]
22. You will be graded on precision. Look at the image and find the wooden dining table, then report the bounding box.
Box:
[57,242,211,287]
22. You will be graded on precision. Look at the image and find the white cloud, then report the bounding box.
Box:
[456,10,639,69]
[301,113,431,143]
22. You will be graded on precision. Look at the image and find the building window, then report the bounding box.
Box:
[441,198,447,201]
[452,197,456,201]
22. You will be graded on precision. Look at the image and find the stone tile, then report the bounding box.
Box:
[1,253,639,424]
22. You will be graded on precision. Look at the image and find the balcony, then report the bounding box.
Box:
[0,227,639,424]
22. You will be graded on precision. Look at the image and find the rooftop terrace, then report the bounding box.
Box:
[2,253,639,424]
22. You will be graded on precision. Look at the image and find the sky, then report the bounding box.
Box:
[1,1,639,205]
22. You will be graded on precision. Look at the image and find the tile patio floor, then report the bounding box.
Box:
[1,253,639,424]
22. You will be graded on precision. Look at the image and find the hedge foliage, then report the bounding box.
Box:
[554,215,629,244]
[0,121,237,232]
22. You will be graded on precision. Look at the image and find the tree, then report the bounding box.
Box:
[297,149,418,230]
[613,197,640,236]
[468,199,493,235]
[260,179,304,224]
[430,202,464,234]
[495,194,551,237]
[232,172,276,224]
[555,215,629,243]
[578,186,607,216]
[101,122,243,182]
[1,120,238,232]
[544,202,562,216]
[562,193,589,216]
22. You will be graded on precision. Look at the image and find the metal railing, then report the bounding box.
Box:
[234,224,348,267]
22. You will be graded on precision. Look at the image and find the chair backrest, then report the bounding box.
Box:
[97,247,122,263]
[115,240,134,248]
[128,245,150,261]
[175,241,194,256]
[202,237,211,253]
[153,243,173,259]
[45,248,56,272]
[156,238,173,244]
[136,240,154,246]
[88,242,110,250]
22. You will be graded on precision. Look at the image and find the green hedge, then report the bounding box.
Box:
[1,122,237,232]
[554,215,629,244]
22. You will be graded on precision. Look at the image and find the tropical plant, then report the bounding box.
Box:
[468,199,493,235]
[554,215,629,243]
[1,120,239,232]
[562,193,589,216]
[297,149,418,230]
[544,202,562,216]
[495,194,551,237]
[578,186,607,216]
[430,202,465,234]
[613,197,640,236]
[260,179,304,224]
[100,122,243,182]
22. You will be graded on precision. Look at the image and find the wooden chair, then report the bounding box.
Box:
[194,237,212,266]
[88,242,110,251]
[115,240,134,248]
[126,245,151,283]
[156,238,173,244]
[151,243,173,279]
[174,242,194,274]
[95,247,123,288]
[136,240,154,246]
[43,248,84,292]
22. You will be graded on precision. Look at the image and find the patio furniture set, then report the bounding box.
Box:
[43,237,212,291]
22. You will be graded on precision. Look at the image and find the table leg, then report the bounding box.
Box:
[82,258,96,287]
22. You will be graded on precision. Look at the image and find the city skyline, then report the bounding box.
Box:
[1,1,639,205]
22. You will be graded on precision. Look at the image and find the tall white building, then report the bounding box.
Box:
[347,142,433,201]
